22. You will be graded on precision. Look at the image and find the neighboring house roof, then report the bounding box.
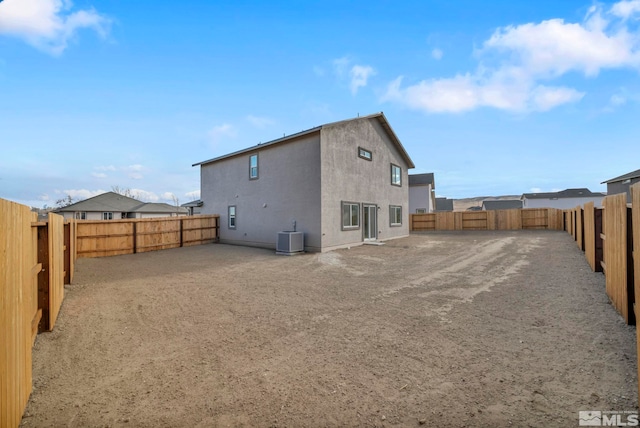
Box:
[435,197,454,211]
[601,168,640,184]
[55,192,142,212]
[409,173,435,188]
[482,200,523,210]
[521,188,605,200]
[181,200,203,208]
[193,112,415,169]
[131,203,187,214]
[54,192,187,214]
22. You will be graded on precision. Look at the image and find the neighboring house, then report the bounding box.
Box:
[409,173,436,214]
[55,192,188,220]
[435,197,454,212]
[482,200,523,210]
[602,169,640,203]
[193,112,415,252]
[181,199,204,215]
[520,188,605,209]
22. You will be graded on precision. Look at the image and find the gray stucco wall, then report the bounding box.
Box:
[200,134,323,251]
[319,118,410,251]
[607,178,640,203]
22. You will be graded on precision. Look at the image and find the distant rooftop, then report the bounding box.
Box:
[482,200,523,210]
[521,188,605,200]
[602,168,640,184]
[435,197,454,211]
[409,173,435,188]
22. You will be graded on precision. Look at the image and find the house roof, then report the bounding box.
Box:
[521,188,606,200]
[409,173,435,188]
[435,197,453,211]
[131,203,188,214]
[54,192,187,214]
[55,192,142,212]
[181,199,203,208]
[193,112,415,169]
[601,168,640,184]
[482,200,523,210]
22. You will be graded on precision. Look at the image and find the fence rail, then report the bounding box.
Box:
[76,215,219,258]
[410,208,562,232]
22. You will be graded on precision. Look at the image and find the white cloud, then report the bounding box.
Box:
[60,188,105,199]
[611,0,640,19]
[530,187,542,193]
[332,56,350,77]
[160,192,176,201]
[91,172,107,178]
[0,0,111,55]
[383,1,640,113]
[185,190,200,200]
[95,165,116,171]
[122,164,144,180]
[431,48,443,60]
[130,189,159,202]
[610,94,627,105]
[246,115,274,128]
[208,123,236,143]
[349,65,375,95]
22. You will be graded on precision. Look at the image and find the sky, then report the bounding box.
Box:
[0,0,639,208]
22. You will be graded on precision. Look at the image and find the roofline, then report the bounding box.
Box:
[601,169,640,184]
[192,126,322,167]
[192,112,415,169]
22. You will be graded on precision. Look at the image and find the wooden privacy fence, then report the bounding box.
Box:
[76,215,219,258]
[410,208,563,232]
[565,191,636,325]
[563,184,640,404]
[1,200,73,428]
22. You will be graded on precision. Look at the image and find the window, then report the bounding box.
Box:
[341,201,360,229]
[102,212,113,220]
[228,206,236,229]
[75,212,87,220]
[249,154,258,180]
[416,208,427,214]
[390,205,402,226]
[391,164,402,186]
[358,147,372,161]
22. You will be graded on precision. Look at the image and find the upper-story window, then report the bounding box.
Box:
[249,154,259,180]
[358,147,372,161]
[391,164,402,186]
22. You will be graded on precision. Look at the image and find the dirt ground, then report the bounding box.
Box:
[20,231,637,427]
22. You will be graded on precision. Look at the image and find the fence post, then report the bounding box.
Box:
[180,218,184,247]
[132,221,137,254]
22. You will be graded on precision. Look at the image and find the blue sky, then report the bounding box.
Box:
[1,0,639,208]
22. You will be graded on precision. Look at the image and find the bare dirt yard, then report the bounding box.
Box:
[20,231,637,427]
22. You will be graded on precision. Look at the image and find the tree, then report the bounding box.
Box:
[111,185,139,200]
[55,194,76,208]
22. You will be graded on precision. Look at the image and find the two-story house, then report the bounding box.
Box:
[193,113,415,252]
